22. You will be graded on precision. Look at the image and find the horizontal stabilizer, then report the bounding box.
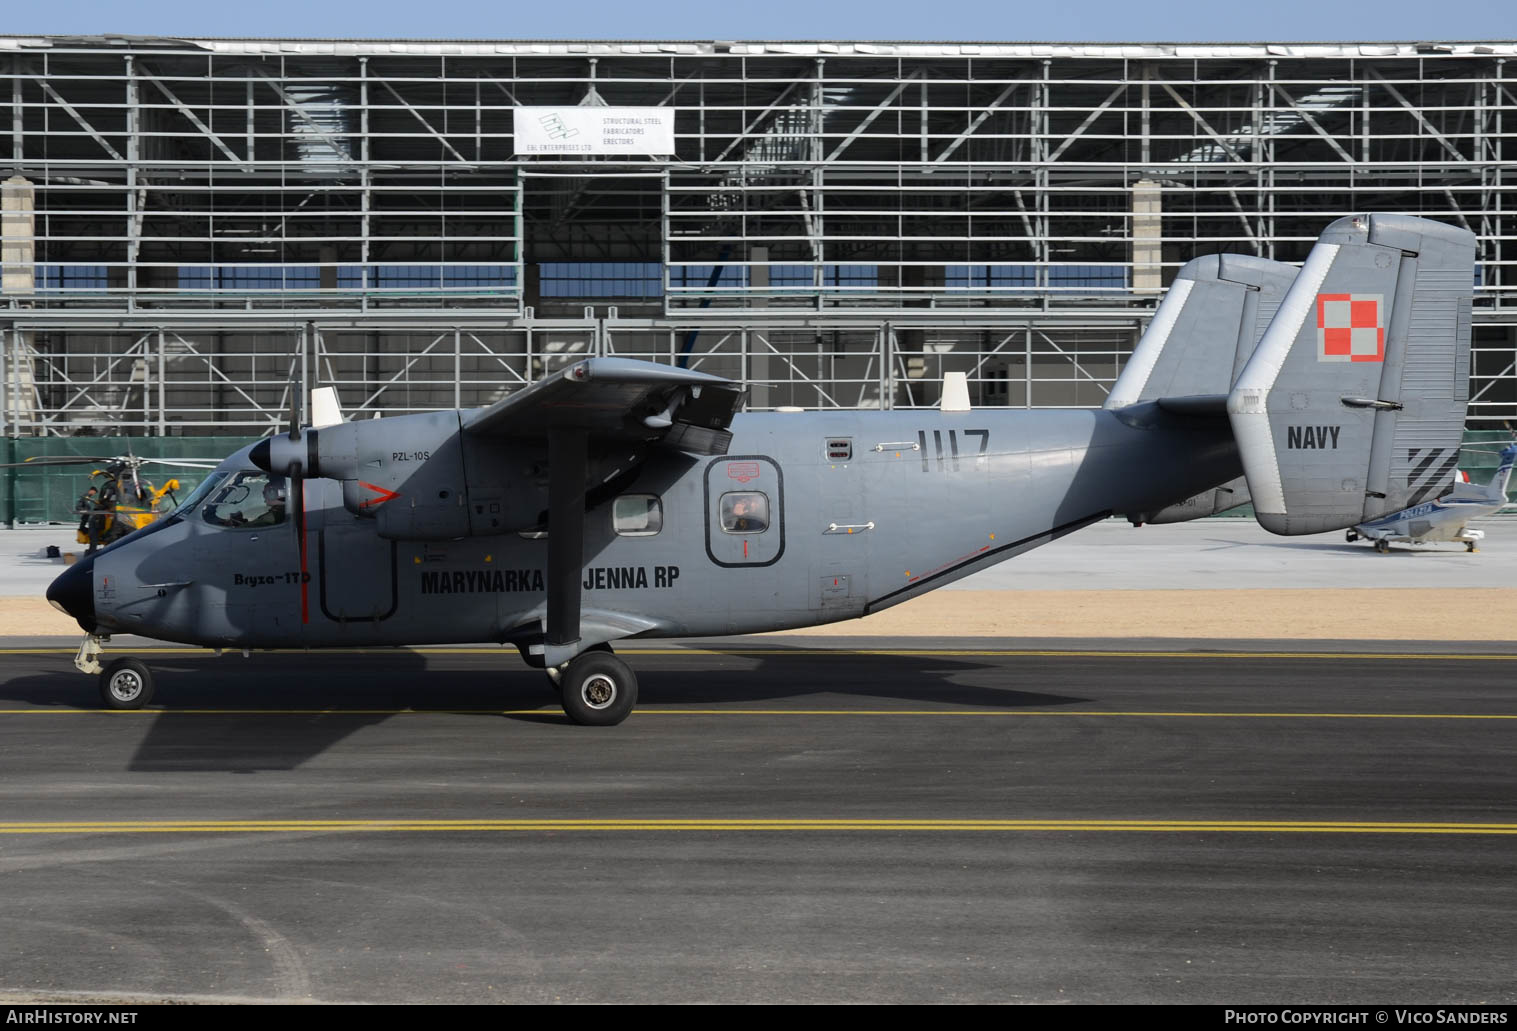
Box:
[1228,214,1476,534]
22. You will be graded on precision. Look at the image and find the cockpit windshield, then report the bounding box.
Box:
[200,470,289,529]
[170,470,228,516]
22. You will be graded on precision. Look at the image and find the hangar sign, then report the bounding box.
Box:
[514,107,675,155]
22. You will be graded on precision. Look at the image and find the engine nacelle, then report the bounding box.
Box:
[251,412,477,539]
[249,411,643,540]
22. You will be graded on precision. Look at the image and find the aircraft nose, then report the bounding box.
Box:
[47,554,96,633]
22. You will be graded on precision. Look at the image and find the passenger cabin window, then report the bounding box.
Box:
[201,471,289,529]
[613,495,663,537]
[719,491,769,534]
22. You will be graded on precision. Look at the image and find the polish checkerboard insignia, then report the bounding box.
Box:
[1316,293,1384,363]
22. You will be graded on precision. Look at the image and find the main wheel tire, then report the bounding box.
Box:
[1467,541,1478,553]
[544,642,610,693]
[559,652,638,727]
[99,658,154,710]
[1345,530,1359,543]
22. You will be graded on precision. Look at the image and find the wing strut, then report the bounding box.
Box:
[545,427,587,662]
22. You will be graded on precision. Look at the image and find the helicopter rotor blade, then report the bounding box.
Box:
[136,458,223,470]
[0,454,222,471]
[0,456,117,469]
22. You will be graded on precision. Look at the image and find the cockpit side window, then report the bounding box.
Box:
[201,471,289,529]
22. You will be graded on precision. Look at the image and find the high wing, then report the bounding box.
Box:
[464,357,746,667]
[253,357,747,666]
[462,356,744,455]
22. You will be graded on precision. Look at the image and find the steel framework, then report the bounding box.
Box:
[2,37,1515,434]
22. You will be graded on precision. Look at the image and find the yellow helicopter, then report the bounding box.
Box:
[3,453,220,552]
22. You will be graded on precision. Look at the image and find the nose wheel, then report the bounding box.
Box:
[99,657,155,710]
[552,649,638,726]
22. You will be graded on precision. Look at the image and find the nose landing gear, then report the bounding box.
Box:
[74,634,156,710]
[100,657,155,710]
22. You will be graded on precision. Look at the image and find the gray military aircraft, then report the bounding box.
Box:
[46,214,1477,724]
[1344,444,1516,552]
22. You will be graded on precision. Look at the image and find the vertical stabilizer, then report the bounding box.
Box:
[1106,253,1297,408]
[1228,214,1476,535]
[1108,253,1297,523]
[1487,445,1517,502]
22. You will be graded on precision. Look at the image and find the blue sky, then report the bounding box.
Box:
[4,0,1512,43]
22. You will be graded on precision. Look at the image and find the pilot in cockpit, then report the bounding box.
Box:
[222,475,288,528]
[247,477,288,527]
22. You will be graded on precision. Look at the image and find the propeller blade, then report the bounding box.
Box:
[287,356,302,441]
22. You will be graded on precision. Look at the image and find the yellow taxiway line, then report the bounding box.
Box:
[2,707,1516,720]
[2,819,1516,835]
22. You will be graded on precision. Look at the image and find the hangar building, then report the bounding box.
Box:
[1,36,1514,444]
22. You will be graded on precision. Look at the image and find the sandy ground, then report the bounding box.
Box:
[781,588,1517,639]
[7,587,1516,642]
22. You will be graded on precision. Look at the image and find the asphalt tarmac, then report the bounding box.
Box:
[3,644,1516,1004]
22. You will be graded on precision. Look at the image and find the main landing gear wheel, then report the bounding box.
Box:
[1345,529,1359,543]
[99,657,154,710]
[556,651,638,727]
[1467,541,1478,553]
[1374,538,1391,554]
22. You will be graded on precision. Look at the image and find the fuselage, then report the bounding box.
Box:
[59,405,1239,649]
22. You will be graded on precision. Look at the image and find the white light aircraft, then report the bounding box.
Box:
[1345,445,1516,552]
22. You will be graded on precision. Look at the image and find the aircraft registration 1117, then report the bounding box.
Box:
[47,215,1478,725]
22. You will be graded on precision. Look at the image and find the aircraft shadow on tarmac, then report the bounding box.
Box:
[1,648,1088,773]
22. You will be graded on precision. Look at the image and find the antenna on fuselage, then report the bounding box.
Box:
[311,386,345,428]
[940,371,972,412]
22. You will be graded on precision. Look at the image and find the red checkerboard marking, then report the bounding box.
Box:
[1317,292,1384,363]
